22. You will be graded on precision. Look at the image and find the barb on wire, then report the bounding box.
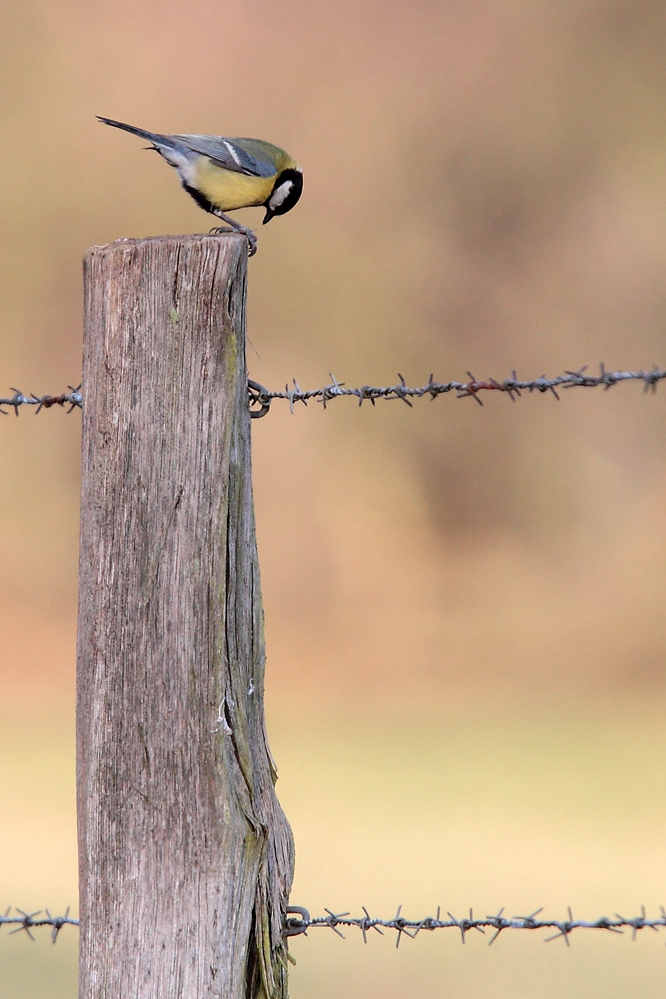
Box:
[0,907,78,942]
[3,366,665,418]
[284,905,666,947]
[0,386,82,416]
[3,903,665,948]
[247,364,666,418]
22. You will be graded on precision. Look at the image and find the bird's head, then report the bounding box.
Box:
[263,168,303,224]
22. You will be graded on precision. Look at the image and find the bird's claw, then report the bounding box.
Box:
[209,226,258,257]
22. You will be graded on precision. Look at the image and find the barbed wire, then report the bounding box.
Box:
[3,904,665,948]
[284,905,666,947]
[0,386,82,415]
[247,364,666,417]
[0,907,78,942]
[2,366,665,419]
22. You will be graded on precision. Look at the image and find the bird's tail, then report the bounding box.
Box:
[97,116,166,146]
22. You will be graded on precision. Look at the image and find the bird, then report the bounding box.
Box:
[97,116,303,256]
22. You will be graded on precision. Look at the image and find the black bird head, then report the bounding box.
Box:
[263,169,303,224]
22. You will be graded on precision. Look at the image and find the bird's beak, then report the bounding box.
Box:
[262,208,274,225]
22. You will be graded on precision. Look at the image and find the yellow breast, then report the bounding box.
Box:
[192,157,276,211]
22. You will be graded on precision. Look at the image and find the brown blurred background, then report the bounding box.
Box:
[2,1,666,996]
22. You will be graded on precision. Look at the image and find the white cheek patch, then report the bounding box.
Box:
[269,180,294,211]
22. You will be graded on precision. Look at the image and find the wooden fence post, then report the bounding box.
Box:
[77,234,294,999]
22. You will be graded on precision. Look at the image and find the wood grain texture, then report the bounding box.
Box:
[77,234,294,999]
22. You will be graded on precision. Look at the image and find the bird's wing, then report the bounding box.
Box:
[174,135,277,178]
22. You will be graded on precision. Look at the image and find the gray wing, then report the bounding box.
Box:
[174,134,276,178]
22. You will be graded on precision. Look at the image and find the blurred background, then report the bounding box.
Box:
[2,0,666,995]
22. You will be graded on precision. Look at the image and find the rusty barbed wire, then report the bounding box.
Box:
[0,907,78,942]
[4,903,664,948]
[0,386,82,415]
[2,367,665,418]
[247,364,666,417]
[284,905,666,947]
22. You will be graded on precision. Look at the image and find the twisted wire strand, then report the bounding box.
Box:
[0,386,82,415]
[0,907,78,942]
[284,905,666,947]
[2,366,665,418]
[248,364,666,416]
[3,905,665,947]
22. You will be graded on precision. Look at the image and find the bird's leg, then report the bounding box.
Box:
[209,209,258,257]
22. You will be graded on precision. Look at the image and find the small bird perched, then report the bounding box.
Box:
[97,116,303,256]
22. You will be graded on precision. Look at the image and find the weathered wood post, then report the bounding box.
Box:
[77,234,294,999]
